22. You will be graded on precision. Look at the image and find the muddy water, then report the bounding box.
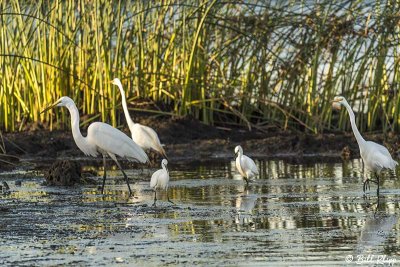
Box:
[1,159,400,266]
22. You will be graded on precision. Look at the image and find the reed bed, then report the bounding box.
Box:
[1,0,400,134]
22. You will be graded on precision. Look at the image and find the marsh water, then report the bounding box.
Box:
[1,158,400,266]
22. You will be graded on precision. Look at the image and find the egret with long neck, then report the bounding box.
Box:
[41,96,149,196]
[332,96,397,195]
[111,78,167,159]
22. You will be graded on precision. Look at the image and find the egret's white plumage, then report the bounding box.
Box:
[41,96,148,195]
[111,78,167,159]
[235,145,259,185]
[332,96,397,194]
[150,159,173,206]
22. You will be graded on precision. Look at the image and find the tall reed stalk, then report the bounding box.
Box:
[0,0,399,134]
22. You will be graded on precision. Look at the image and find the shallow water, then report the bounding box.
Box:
[1,158,400,266]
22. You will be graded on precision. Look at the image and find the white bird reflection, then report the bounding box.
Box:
[235,188,258,226]
[355,202,398,256]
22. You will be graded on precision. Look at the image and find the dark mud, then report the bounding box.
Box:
[2,117,400,171]
[44,160,81,186]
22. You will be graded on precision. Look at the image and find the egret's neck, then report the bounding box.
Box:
[343,101,366,147]
[117,84,135,127]
[162,164,169,174]
[66,103,88,151]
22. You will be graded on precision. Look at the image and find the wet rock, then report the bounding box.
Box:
[45,160,81,186]
[1,181,11,195]
[0,207,10,212]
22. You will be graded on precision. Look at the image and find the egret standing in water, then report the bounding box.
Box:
[111,78,167,159]
[41,96,149,196]
[332,96,397,195]
[234,145,259,185]
[150,159,174,206]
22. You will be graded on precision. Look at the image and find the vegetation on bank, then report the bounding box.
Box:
[1,0,400,134]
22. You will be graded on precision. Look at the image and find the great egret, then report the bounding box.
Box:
[41,96,149,196]
[111,78,167,159]
[234,145,259,185]
[332,96,398,194]
[150,159,174,206]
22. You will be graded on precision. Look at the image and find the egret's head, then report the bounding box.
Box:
[110,78,123,88]
[40,96,74,113]
[161,159,168,171]
[234,145,243,156]
[161,159,168,166]
[331,96,346,110]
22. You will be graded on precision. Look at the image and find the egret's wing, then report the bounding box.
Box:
[365,141,398,170]
[134,124,167,158]
[88,122,148,163]
[368,141,391,156]
[236,157,246,177]
[241,155,259,175]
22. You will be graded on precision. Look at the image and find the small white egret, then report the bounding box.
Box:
[41,96,149,196]
[234,145,259,185]
[111,78,167,159]
[150,159,174,206]
[332,96,398,194]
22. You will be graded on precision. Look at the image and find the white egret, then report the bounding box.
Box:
[150,159,174,206]
[234,145,259,185]
[41,96,149,196]
[111,78,167,159]
[332,96,397,194]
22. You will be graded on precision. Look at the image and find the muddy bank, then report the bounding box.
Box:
[2,117,400,170]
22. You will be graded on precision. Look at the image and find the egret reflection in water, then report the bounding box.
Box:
[358,215,397,248]
[235,188,258,226]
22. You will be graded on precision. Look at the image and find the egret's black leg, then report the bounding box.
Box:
[152,190,157,207]
[101,155,107,194]
[376,173,380,196]
[363,179,369,193]
[115,160,133,196]
[244,180,250,191]
[167,189,175,205]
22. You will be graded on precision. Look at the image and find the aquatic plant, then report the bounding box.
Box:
[0,0,399,134]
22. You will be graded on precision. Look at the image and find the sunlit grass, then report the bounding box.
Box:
[0,0,399,134]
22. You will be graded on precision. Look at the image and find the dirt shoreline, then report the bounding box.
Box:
[1,117,399,170]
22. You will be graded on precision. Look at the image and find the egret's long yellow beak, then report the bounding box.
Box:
[331,100,342,110]
[40,100,60,114]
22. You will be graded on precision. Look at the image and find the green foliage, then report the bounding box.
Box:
[1,0,400,133]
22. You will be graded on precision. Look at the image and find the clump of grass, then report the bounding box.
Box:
[0,0,399,134]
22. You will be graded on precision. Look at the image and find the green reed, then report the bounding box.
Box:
[0,0,400,134]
